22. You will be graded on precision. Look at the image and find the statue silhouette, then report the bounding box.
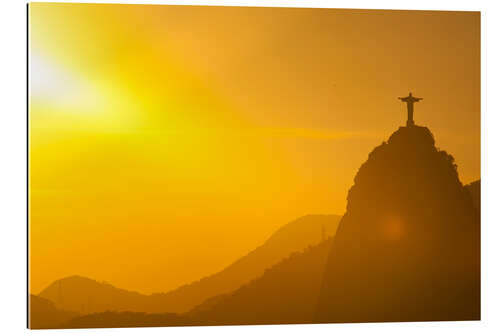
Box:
[399,92,423,127]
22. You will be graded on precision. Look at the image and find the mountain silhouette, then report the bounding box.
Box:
[37,214,340,317]
[315,125,480,322]
[29,294,78,329]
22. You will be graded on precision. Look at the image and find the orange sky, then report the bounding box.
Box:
[29,3,480,294]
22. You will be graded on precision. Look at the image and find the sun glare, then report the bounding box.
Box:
[30,51,105,114]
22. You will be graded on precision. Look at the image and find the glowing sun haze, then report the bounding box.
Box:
[29,3,480,294]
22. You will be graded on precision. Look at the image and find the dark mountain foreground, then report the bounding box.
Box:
[316,125,480,323]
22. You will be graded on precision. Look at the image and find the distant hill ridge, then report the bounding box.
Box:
[60,237,335,328]
[37,214,341,316]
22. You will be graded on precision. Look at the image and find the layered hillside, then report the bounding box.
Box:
[55,238,334,328]
[37,214,340,316]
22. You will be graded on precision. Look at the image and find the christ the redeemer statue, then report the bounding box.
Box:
[399,92,423,127]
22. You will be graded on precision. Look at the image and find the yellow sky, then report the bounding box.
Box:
[28,3,480,294]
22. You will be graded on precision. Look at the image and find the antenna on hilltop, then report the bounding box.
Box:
[58,280,62,307]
